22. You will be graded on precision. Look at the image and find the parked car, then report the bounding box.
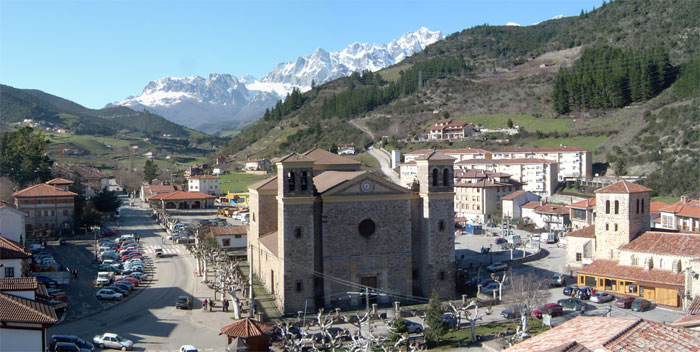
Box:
[562,285,578,296]
[52,341,87,352]
[93,333,133,350]
[119,277,140,286]
[501,305,523,319]
[557,297,587,311]
[95,288,123,301]
[386,319,423,334]
[99,252,120,261]
[125,272,147,281]
[614,296,635,309]
[98,264,121,273]
[481,282,501,295]
[486,262,508,272]
[551,274,567,287]
[96,272,114,286]
[631,298,652,312]
[495,237,507,244]
[179,346,198,352]
[590,292,615,303]
[106,285,129,296]
[112,282,133,292]
[35,275,59,288]
[58,238,67,245]
[48,289,68,302]
[176,296,193,309]
[100,229,117,237]
[532,303,563,319]
[49,335,94,351]
[51,300,68,312]
[120,268,143,276]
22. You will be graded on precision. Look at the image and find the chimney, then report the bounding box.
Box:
[681,195,689,205]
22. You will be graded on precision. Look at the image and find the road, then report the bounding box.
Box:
[367,146,400,184]
[47,201,223,352]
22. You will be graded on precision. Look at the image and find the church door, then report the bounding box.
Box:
[360,276,378,307]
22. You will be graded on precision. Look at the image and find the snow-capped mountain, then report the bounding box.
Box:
[113,27,442,131]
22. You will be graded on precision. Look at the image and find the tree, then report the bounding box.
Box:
[0,127,53,186]
[91,189,122,213]
[389,317,408,342]
[81,201,103,230]
[329,143,338,154]
[424,290,447,345]
[507,118,514,128]
[0,176,18,203]
[505,272,549,336]
[143,159,158,184]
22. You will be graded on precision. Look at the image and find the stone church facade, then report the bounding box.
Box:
[247,148,455,314]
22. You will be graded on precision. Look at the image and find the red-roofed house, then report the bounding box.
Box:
[147,191,216,209]
[456,158,559,196]
[210,226,247,249]
[140,183,181,202]
[0,277,58,351]
[567,197,596,230]
[13,180,78,235]
[501,190,540,220]
[658,196,700,232]
[428,120,475,140]
[0,236,31,278]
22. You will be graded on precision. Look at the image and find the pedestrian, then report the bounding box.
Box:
[162,237,165,244]
[209,299,214,311]
[203,299,208,311]
[223,299,229,312]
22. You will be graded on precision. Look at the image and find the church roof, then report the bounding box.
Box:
[565,225,595,239]
[619,231,700,256]
[577,259,684,286]
[595,180,651,194]
[248,177,278,191]
[275,152,314,163]
[302,147,360,167]
[259,231,278,256]
[414,151,455,161]
[313,171,366,194]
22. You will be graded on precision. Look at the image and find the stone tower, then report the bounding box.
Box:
[594,180,651,260]
[412,151,456,300]
[276,153,318,313]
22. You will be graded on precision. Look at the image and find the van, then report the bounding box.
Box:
[507,234,522,246]
[541,233,556,243]
[119,234,135,242]
[96,272,114,286]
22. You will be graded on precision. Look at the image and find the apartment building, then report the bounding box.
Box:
[455,158,559,196]
[493,147,592,181]
[453,169,522,222]
[13,179,77,235]
[187,175,221,196]
[404,148,492,163]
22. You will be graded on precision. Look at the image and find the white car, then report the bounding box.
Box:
[96,288,123,301]
[93,333,133,350]
[481,282,501,295]
[180,345,198,352]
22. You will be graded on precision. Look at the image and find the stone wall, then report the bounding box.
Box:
[566,236,595,268]
[594,192,650,260]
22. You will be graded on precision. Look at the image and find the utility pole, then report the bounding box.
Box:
[249,244,254,312]
[365,287,370,313]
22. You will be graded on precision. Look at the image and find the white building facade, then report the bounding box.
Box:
[187,175,221,196]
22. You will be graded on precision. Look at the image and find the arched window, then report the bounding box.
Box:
[614,200,619,214]
[300,171,308,191]
[605,200,610,214]
[443,169,449,187]
[432,169,438,187]
[288,171,296,191]
[641,199,645,213]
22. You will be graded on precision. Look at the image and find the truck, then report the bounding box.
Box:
[463,223,484,235]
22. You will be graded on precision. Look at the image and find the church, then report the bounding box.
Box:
[247,148,455,314]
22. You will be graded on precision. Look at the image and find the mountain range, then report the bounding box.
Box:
[112,27,443,131]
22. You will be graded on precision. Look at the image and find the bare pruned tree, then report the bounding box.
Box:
[0,176,18,203]
[504,271,550,335]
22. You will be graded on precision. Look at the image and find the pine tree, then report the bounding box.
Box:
[424,290,447,345]
[143,159,158,184]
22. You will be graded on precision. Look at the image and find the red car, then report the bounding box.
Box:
[114,279,135,288]
[118,277,140,286]
[615,296,636,309]
[121,251,142,258]
[118,245,138,252]
[532,303,563,319]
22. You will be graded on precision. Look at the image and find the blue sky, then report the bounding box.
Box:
[0,0,601,109]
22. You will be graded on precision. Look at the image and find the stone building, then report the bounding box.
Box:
[247,149,455,314]
[566,180,700,308]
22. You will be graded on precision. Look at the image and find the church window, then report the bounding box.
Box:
[641,199,645,213]
[358,219,376,237]
[658,258,663,269]
[438,220,445,232]
[296,281,303,292]
[288,171,296,191]
[614,200,619,214]
[295,228,302,239]
[300,171,308,191]
[636,199,640,214]
[439,271,445,280]
[605,200,610,214]
[631,255,638,266]
[432,169,438,187]
[443,169,449,186]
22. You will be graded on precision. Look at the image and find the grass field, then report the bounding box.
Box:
[651,195,679,204]
[348,152,380,171]
[435,320,548,349]
[219,173,269,193]
[523,135,608,152]
[451,114,572,133]
[380,63,413,82]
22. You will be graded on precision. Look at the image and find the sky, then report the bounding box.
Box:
[0,0,602,109]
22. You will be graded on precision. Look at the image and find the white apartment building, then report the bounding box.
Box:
[492,147,592,181]
[455,158,559,196]
[404,148,492,163]
[453,170,523,222]
[187,175,221,196]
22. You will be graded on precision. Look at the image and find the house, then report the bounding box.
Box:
[658,196,700,232]
[493,146,593,181]
[14,179,78,235]
[0,277,58,352]
[427,120,475,140]
[531,202,570,231]
[0,236,31,278]
[0,201,27,244]
[456,158,559,196]
[212,168,226,176]
[337,144,357,155]
[506,316,700,352]
[187,175,221,196]
[102,178,123,193]
[567,197,596,230]
[211,226,247,250]
[216,155,227,165]
[185,166,204,177]
[500,190,540,220]
[245,159,271,171]
[143,151,153,159]
[453,170,523,223]
[248,149,455,314]
[140,184,181,202]
[565,181,700,308]
[52,165,110,195]
[147,191,216,209]
[649,200,672,228]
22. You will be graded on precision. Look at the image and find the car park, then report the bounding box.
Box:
[96,272,114,286]
[93,333,133,350]
[590,292,615,303]
[631,298,652,312]
[114,279,135,289]
[176,296,193,309]
[557,297,587,311]
[486,262,508,272]
[532,303,563,319]
[95,288,123,300]
[125,272,148,281]
[50,335,95,351]
[615,296,635,309]
[98,264,121,273]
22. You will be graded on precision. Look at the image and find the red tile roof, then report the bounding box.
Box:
[0,277,37,291]
[14,183,77,198]
[522,201,541,209]
[567,197,595,209]
[566,225,595,239]
[147,191,216,201]
[688,296,700,315]
[501,190,530,200]
[210,226,247,236]
[220,318,274,338]
[259,231,278,256]
[649,200,672,214]
[406,148,491,155]
[595,180,651,194]
[313,171,366,193]
[0,236,31,259]
[45,178,73,185]
[578,259,684,286]
[248,177,278,191]
[428,125,445,131]
[0,292,58,325]
[303,147,360,167]
[619,231,700,256]
[659,200,700,218]
[534,204,569,215]
[603,320,700,352]
[671,314,700,328]
[188,175,220,180]
[496,146,590,153]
